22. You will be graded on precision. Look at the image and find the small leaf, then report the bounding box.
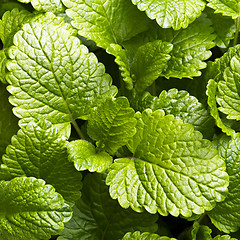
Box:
[107,109,229,217]
[207,0,240,18]
[208,133,240,233]
[59,173,158,240]
[213,236,238,240]
[191,221,212,240]
[122,231,176,240]
[1,119,82,204]
[67,140,112,173]
[63,0,151,49]
[0,176,72,240]
[131,0,205,30]
[6,12,117,127]
[87,97,137,155]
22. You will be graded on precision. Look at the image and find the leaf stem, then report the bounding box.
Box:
[71,118,85,139]
[197,211,207,224]
[233,6,240,46]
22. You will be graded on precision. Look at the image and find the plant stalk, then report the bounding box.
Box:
[71,118,85,139]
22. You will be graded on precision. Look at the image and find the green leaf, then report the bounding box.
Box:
[152,88,215,139]
[67,139,112,173]
[59,173,158,240]
[106,109,229,217]
[17,0,65,13]
[62,0,151,49]
[122,231,176,240]
[0,8,32,48]
[124,15,215,79]
[0,83,19,160]
[1,119,82,204]
[213,236,238,240]
[87,97,137,155]
[6,12,117,128]
[131,0,205,30]
[207,0,240,18]
[0,176,72,240]
[206,79,235,136]
[0,50,7,84]
[208,133,240,233]
[191,221,212,240]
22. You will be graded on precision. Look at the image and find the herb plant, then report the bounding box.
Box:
[1,0,240,239]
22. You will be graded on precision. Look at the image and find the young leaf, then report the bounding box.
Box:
[213,236,238,240]
[17,0,65,13]
[87,97,137,155]
[67,139,112,173]
[191,221,212,240]
[124,15,215,79]
[1,119,82,204]
[122,231,176,240]
[63,0,151,49]
[0,83,19,160]
[106,109,229,217]
[59,173,158,240]
[0,176,72,240]
[207,0,240,18]
[152,88,215,139]
[131,0,205,30]
[208,133,240,233]
[6,13,117,127]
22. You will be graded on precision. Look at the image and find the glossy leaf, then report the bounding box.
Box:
[122,231,176,240]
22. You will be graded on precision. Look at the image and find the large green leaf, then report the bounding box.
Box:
[106,109,229,217]
[0,176,72,240]
[67,139,112,173]
[6,13,117,128]
[17,0,65,13]
[63,0,151,49]
[87,97,137,155]
[123,15,215,79]
[208,134,240,233]
[1,120,82,204]
[131,0,205,30]
[122,231,176,240]
[0,83,19,160]
[207,0,240,18]
[59,173,158,240]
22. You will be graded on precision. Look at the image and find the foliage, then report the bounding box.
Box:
[1,0,240,239]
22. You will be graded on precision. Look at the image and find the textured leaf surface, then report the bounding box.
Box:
[152,88,215,139]
[17,0,65,13]
[1,120,82,204]
[67,140,112,173]
[124,15,215,79]
[6,13,117,127]
[0,177,72,240]
[213,236,238,240]
[191,221,212,240]
[87,97,137,155]
[0,83,19,160]
[0,50,7,84]
[106,109,229,217]
[207,0,240,18]
[59,173,158,240]
[122,231,176,240]
[208,134,240,233]
[63,0,150,49]
[131,0,205,30]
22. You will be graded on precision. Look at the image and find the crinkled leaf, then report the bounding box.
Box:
[124,15,215,79]
[17,0,65,13]
[6,13,117,128]
[106,109,229,217]
[207,79,235,136]
[87,97,137,155]
[216,55,240,120]
[191,221,212,240]
[208,133,240,233]
[207,0,240,18]
[59,173,158,240]
[0,8,32,48]
[67,140,112,173]
[205,8,235,48]
[122,231,176,240]
[213,236,238,240]
[0,83,19,160]
[0,50,7,84]
[1,119,82,204]
[131,0,205,30]
[63,0,151,49]
[152,88,215,139]
[0,176,72,240]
